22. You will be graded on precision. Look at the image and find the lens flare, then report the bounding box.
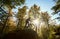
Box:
[32,19,40,26]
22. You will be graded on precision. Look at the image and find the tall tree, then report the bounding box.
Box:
[17,6,27,30]
[0,7,8,33]
[28,4,40,33]
[40,12,50,39]
[0,0,25,15]
[52,0,60,20]
[41,12,50,27]
[0,0,25,33]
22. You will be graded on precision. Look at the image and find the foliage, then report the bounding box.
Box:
[48,25,60,39]
[52,0,60,22]
[28,4,40,30]
[0,0,25,35]
[0,0,60,39]
[17,6,27,30]
[41,12,50,28]
[0,0,25,8]
[29,4,40,19]
[0,6,8,33]
[52,0,60,14]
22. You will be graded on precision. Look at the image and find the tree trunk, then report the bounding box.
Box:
[1,6,12,33]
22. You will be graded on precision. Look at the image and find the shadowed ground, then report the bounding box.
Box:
[3,29,38,39]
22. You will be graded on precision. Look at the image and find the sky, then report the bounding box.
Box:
[13,0,55,14]
[25,0,55,14]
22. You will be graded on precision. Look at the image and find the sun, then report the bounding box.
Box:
[32,18,40,27]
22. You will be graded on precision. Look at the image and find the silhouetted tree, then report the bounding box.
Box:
[52,0,60,14]
[0,0,25,38]
[52,0,60,21]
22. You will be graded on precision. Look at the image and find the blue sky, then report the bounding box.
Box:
[25,0,55,14]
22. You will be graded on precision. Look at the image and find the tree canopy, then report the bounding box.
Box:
[52,0,60,14]
[0,0,25,8]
